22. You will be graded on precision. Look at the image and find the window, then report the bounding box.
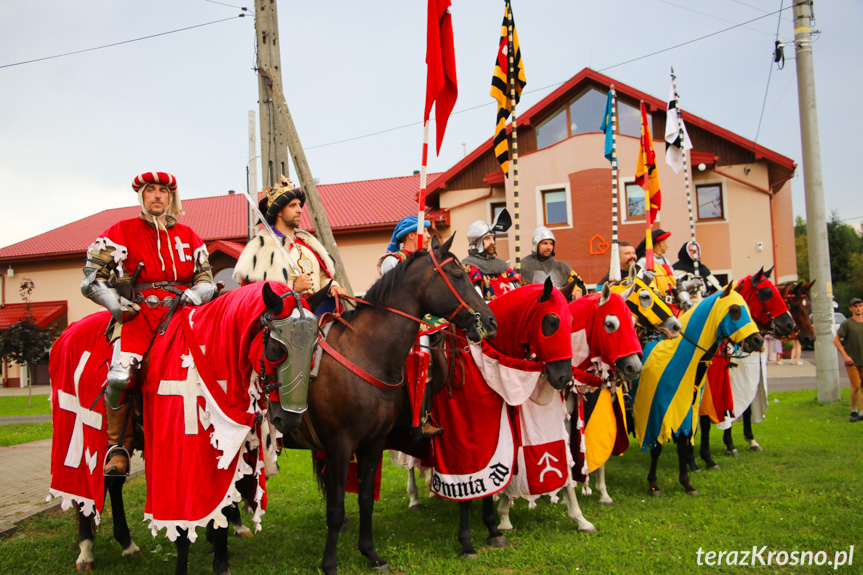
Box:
[696,184,724,221]
[536,108,568,149]
[624,182,646,221]
[618,99,646,138]
[489,200,507,235]
[542,189,568,226]
[568,87,607,136]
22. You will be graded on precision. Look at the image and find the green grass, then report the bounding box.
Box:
[0,422,53,447]
[1,389,861,574]
[0,394,52,417]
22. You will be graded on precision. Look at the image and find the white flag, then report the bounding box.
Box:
[665,79,693,174]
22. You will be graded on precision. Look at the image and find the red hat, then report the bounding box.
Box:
[132,171,177,193]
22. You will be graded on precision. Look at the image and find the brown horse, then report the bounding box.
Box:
[270,234,496,575]
[778,280,816,348]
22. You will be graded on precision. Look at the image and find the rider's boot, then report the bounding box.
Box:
[103,342,137,476]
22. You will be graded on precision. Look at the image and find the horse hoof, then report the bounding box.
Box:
[578,523,598,534]
[649,489,661,497]
[370,562,390,574]
[726,449,739,457]
[488,535,507,548]
[408,503,424,511]
[460,551,478,560]
[690,467,702,474]
[749,444,763,452]
[686,489,699,496]
[708,464,721,471]
[75,561,94,572]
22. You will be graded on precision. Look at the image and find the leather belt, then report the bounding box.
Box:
[134,293,176,309]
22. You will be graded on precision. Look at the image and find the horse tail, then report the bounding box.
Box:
[312,451,327,497]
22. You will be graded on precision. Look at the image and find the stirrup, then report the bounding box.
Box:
[104,445,131,477]
[420,421,444,438]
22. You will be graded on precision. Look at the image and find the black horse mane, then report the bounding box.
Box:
[357,251,427,311]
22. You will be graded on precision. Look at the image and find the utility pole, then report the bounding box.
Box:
[247,110,258,241]
[260,65,354,295]
[255,0,290,188]
[794,0,839,402]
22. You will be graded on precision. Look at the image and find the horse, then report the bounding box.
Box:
[412,279,574,558]
[272,234,497,575]
[778,280,817,348]
[697,268,795,469]
[48,280,309,574]
[497,284,643,532]
[631,283,764,495]
[607,269,683,341]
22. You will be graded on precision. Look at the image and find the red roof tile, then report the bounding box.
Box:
[0,174,441,262]
[0,301,67,330]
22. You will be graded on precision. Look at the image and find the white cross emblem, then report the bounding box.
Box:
[58,351,104,470]
[158,362,203,435]
[537,451,564,483]
[174,236,191,262]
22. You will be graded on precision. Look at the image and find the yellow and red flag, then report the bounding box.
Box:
[490,0,526,177]
[634,101,661,223]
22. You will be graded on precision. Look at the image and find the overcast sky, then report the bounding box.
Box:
[1,0,859,249]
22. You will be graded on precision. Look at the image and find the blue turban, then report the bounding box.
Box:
[387,216,430,252]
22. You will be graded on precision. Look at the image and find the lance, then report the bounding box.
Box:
[506,0,522,271]
[671,67,701,287]
[238,182,301,275]
[607,85,621,282]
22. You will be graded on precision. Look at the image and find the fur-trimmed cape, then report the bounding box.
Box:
[233,229,337,291]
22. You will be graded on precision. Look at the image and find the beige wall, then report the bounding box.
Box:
[332,230,395,294]
[439,187,502,260]
[4,259,100,323]
[772,180,797,283]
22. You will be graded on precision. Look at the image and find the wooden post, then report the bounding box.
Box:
[255,0,291,188]
[259,65,354,296]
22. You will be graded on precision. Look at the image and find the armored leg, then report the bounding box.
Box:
[104,342,138,476]
[408,340,442,441]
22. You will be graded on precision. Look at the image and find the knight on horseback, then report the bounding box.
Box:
[377,216,443,439]
[520,226,586,296]
[81,171,217,476]
[463,210,520,301]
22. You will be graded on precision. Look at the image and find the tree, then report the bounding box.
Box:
[0,279,54,407]
[794,214,863,312]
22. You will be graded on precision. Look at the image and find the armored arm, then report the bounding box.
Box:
[181,244,217,305]
[81,267,139,323]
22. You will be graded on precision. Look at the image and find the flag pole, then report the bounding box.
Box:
[416,120,430,248]
[641,100,654,272]
[506,0,522,271]
[671,67,699,283]
[608,85,621,282]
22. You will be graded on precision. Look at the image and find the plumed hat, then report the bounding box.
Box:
[132,171,181,217]
[259,175,305,226]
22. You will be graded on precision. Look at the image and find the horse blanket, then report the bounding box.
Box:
[717,349,768,430]
[49,282,298,541]
[699,353,734,424]
[424,341,571,502]
[632,290,759,450]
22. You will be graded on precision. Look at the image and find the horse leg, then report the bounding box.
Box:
[497,492,514,531]
[677,433,698,495]
[743,407,763,451]
[174,529,191,575]
[206,517,231,575]
[698,415,720,470]
[356,449,389,573]
[723,426,740,456]
[320,447,351,575]
[224,503,252,538]
[106,476,141,558]
[562,485,597,532]
[76,510,96,572]
[407,467,423,511]
[648,444,662,495]
[596,464,613,506]
[458,500,477,558]
[482,495,506,548]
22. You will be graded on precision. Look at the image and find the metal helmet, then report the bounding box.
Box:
[531,226,556,255]
[467,220,493,254]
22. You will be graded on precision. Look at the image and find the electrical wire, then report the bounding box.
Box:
[752,0,787,151]
[203,0,249,11]
[308,3,795,151]
[0,15,246,70]
[656,0,774,37]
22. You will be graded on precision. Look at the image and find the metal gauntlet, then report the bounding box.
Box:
[82,271,139,323]
[180,281,218,306]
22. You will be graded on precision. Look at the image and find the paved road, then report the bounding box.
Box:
[0,349,852,536]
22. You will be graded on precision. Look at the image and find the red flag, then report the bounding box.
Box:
[634,102,662,222]
[425,0,458,155]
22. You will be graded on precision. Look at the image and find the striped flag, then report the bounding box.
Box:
[600,89,615,163]
[664,77,692,174]
[425,0,458,155]
[490,0,526,176]
[635,102,662,222]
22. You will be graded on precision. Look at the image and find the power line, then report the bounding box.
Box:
[656,0,774,37]
[308,3,796,151]
[752,1,787,150]
[0,15,246,70]
[202,0,250,10]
